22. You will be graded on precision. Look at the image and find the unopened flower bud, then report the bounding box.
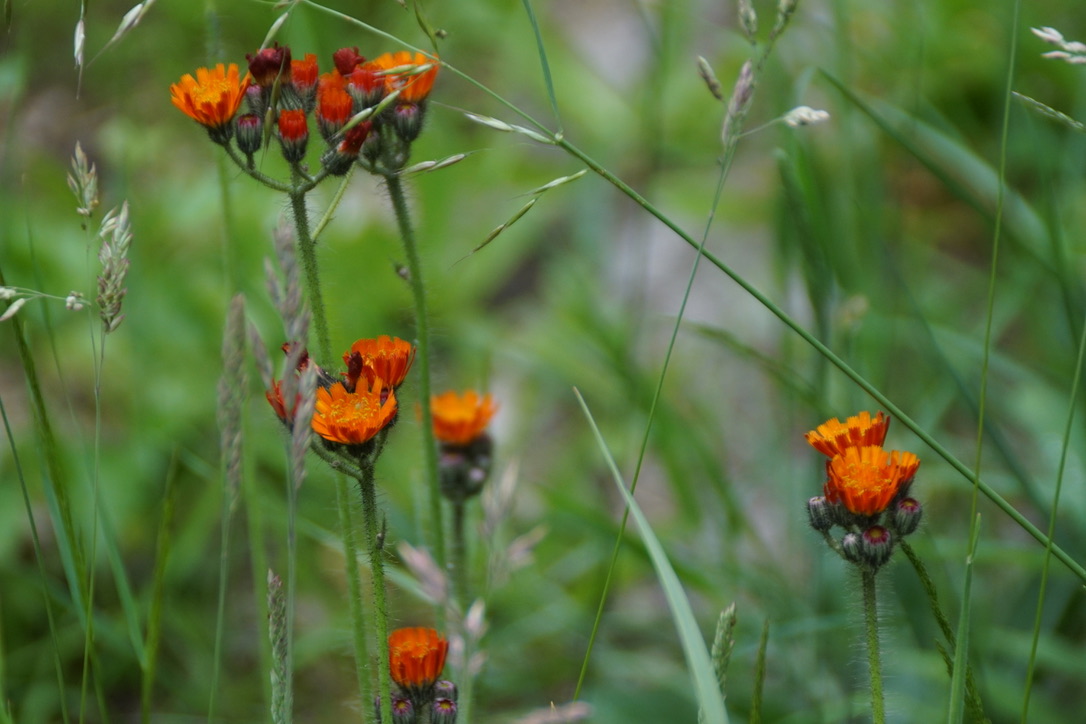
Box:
[892,497,922,536]
[277,109,309,164]
[432,698,457,724]
[807,496,834,532]
[392,103,425,143]
[860,525,893,569]
[434,680,458,702]
[236,113,263,158]
[841,532,862,564]
[374,694,416,724]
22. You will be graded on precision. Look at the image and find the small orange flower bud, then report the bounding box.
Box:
[388,627,448,696]
[276,109,309,164]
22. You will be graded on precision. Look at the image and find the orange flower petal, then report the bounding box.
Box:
[805,411,890,458]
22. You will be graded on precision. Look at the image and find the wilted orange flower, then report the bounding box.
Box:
[265,380,294,422]
[344,336,416,391]
[824,445,919,516]
[311,380,397,445]
[431,390,497,446]
[371,51,438,103]
[806,411,889,458]
[388,627,447,693]
[170,63,249,138]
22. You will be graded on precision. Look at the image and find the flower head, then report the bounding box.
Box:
[277,109,309,163]
[824,445,919,516]
[246,44,292,87]
[170,63,249,142]
[333,46,366,76]
[371,51,439,103]
[431,390,498,446]
[805,411,889,458]
[311,380,397,446]
[388,627,448,695]
[317,72,353,139]
[291,53,319,109]
[343,336,416,391]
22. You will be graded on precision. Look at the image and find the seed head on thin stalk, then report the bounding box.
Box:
[217,295,248,510]
[67,142,99,222]
[1032,26,1086,64]
[97,201,133,333]
[721,60,755,150]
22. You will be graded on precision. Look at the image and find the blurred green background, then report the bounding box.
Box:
[2,0,1085,721]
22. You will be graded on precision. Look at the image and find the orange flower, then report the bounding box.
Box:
[343,336,416,391]
[371,51,438,103]
[316,72,353,138]
[431,390,497,446]
[170,63,249,140]
[388,627,447,693]
[291,53,319,91]
[824,445,919,516]
[311,380,397,445]
[805,411,889,458]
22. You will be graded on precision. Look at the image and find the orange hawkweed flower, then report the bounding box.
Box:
[370,51,438,103]
[431,390,498,446]
[824,445,919,516]
[343,336,416,391]
[311,380,397,445]
[805,411,889,458]
[170,63,249,142]
[388,627,447,694]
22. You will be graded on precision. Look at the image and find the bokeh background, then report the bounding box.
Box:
[2,0,1085,721]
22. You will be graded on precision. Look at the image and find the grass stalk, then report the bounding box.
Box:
[1020,295,1086,720]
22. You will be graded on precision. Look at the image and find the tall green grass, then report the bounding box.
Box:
[1,0,1084,722]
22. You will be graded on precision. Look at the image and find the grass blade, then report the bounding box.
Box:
[574,388,728,724]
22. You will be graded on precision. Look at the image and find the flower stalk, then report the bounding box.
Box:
[385,172,447,620]
[862,570,885,724]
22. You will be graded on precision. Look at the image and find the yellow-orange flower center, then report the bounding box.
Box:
[825,445,919,516]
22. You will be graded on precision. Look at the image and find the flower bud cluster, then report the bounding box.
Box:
[804,412,923,572]
[170,45,439,174]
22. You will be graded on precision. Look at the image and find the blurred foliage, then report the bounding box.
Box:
[1,0,1086,722]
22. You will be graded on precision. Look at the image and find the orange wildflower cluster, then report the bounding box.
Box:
[806,411,916,517]
[266,336,415,450]
[805,411,923,571]
[171,45,439,170]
